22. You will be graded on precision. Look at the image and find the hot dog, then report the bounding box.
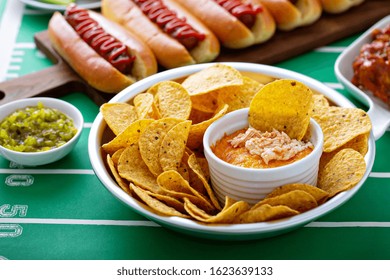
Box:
[260,0,322,31]
[48,4,158,93]
[172,0,276,49]
[319,0,365,14]
[101,0,220,69]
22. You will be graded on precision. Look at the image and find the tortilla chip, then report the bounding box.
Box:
[157,170,194,195]
[107,154,130,194]
[133,93,157,119]
[217,76,263,112]
[187,104,229,150]
[118,144,159,193]
[149,81,192,120]
[255,190,318,213]
[181,151,208,196]
[182,64,243,96]
[146,191,187,214]
[188,108,214,124]
[222,196,239,211]
[177,161,190,182]
[317,148,366,197]
[183,198,214,220]
[343,132,370,156]
[161,189,216,213]
[319,132,369,172]
[194,156,210,182]
[111,148,125,166]
[131,184,189,218]
[236,204,299,224]
[190,91,219,113]
[138,118,182,176]
[184,197,250,223]
[312,94,330,110]
[159,120,191,172]
[100,102,138,135]
[240,72,275,85]
[265,183,329,205]
[311,106,371,152]
[102,119,154,155]
[157,170,215,212]
[249,79,313,140]
[187,154,221,210]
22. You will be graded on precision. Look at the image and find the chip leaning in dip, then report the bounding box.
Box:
[0,101,77,152]
[211,79,315,169]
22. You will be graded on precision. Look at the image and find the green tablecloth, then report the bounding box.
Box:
[1,1,390,260]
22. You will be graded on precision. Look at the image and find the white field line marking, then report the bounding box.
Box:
[14,42,36,49]
[0,218,160,227]
[5,73,19,79]
[8,65,21,71]
[315,46,347,53]
[11,50,25,57]
[10,57,22,63]
[0,218,389,229]
[0,169,388,179]
[0,1,24,82]
[306,222,390,228]
[369,173,390,178]
[24,8,54,16]
[1,168,387,178]
[0,169,95,175]
[324,82,344,90]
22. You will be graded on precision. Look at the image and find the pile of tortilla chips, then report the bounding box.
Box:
[100,64,372,225]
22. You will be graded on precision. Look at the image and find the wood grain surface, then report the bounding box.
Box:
[216,0,390,64]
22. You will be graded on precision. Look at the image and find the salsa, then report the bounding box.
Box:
[0,102,77,152]
[212,127,313,169]
[352,23,390,105]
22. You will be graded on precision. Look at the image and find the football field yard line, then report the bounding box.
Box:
[0,169,95,175]
[1,218,390,228]
[0,218,160,227]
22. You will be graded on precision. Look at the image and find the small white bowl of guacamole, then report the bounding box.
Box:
[0,97,83,166]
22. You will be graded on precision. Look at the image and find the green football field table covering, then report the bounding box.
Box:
[1,0,390,260]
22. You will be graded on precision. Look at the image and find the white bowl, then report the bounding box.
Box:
[203,108,324,205]
[0,97,84,166]
[88,62,375,240]
[19,0,101,11]
[335,15,390,141]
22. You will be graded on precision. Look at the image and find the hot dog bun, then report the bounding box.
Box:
[173,0,276,49]
[101,0,220,69]
[260,0,322,31]
[320,0,364,13]
[48,8,157,93]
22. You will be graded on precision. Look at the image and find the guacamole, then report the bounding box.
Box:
[0,102,77,152]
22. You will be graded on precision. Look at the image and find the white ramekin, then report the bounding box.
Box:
[0,97,84,166]
[203,108,324,205]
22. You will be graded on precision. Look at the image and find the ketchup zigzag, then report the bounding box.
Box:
[133,0,206,50]
[65,4,135,74]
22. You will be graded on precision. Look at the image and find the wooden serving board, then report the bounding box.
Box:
[0,30,113,106]
[216,0,390,64]
[0,0,389,106]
